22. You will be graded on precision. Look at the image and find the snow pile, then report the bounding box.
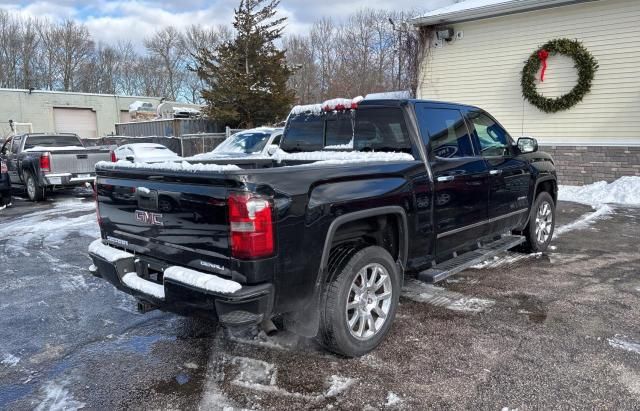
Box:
[289,103,323,116]
[121,272,165,300]
[96,160,241,173]
[271,149,415,164]
[365,90,411,100]
[88,239,133,263]
[164,266,242,294]
[23,146,85,152]
[559,177,640,207]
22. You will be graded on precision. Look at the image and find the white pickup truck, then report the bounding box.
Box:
[0,133,111,201]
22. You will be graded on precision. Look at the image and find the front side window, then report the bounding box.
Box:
[418,107,474,159]
[11,137,21,154]
[467,111,510,157]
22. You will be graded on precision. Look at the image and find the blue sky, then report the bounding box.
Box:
[0,0,455,47]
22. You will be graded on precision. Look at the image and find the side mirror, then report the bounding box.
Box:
[517,137,538,154]
[125,155,135,162]
[266,145,279,156]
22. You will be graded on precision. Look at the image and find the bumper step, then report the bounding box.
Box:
[219,310,264,326]
[417,235,525,283]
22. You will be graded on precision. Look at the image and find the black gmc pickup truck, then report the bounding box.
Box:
[89,98,557,357]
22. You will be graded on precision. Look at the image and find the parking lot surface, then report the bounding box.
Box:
[1,190,639,409]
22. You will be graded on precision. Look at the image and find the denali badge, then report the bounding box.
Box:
[135,210,164,226]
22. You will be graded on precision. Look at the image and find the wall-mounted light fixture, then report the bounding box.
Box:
[436,27,454,41]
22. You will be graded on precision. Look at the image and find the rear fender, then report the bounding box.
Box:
[287,206,408,337]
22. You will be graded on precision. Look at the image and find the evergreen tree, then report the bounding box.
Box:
[195,0,295,128]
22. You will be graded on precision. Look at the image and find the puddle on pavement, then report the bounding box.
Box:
[513,294,547,324]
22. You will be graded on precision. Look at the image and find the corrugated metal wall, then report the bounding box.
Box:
[115,119,220,137]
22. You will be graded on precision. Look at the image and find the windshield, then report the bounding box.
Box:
[213,131,272,154]
[24,135,83,149]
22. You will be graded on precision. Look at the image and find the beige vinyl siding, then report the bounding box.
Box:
[418,0,640,145]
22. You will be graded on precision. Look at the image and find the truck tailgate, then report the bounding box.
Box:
[96,176,232,274]
[50,150,110,174]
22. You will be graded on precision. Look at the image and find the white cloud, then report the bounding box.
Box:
[1,0,456,49]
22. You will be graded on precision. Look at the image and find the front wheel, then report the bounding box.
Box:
[522,191,555,252]
[318,246,400,357]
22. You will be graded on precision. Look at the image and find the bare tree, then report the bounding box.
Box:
[57,19,94,91]
[144,26,186,100]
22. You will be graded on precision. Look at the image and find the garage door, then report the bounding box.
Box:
[53,108,98,138]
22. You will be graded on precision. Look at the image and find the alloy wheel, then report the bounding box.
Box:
[345,263,393,341]
[535,201,553,244]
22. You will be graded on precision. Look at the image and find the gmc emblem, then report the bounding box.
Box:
[135,210,164,226]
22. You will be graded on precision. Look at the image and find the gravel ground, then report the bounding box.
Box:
[0,190,638,410]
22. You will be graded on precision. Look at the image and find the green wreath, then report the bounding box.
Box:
[521,38,598,113]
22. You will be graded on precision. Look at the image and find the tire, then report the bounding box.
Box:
[318,246,400,357]
[1,192,11,207]
[522,191,555,253]
[25,172,45,202]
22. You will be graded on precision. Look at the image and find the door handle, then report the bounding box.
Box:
[489,169,503,175]
[436,175,455,182]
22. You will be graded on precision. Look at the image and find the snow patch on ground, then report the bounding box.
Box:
[559,177,640,207]
[402,279,495,313]
[555,205,613,236]
[34,381,85,411]
[326,375,355,397]
[386,391,402,406]
[472,252,542,269]
[608,335,640,355]
[0,199,97,254]
[1,353,20,367]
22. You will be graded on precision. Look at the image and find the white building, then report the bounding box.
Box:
[0,88,201,139]
[413,0,640,185]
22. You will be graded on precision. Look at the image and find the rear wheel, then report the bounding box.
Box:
[318,246,400,357]
[522,191,555,252]
[26,172,45,202]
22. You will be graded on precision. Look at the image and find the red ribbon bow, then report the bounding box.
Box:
[538,49,549,82]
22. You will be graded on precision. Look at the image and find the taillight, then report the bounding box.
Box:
[228,193,274,259]
[40,153,51,172]
[0,160,7,174]
[110,151,117,162]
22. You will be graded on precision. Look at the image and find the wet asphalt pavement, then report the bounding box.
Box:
[0,189,639,410]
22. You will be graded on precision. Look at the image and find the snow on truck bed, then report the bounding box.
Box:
[96,150,415,173]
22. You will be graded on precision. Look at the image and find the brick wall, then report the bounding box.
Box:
[540,145,640,186]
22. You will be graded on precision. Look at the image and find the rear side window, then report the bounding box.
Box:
[354,108,411,153]
[281,114,324,152]
[325,112,353,148]
[418,108,474,159]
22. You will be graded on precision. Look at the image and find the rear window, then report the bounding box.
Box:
[281,114,324,152]
[24,135,82,149]
[282,107,412,153]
